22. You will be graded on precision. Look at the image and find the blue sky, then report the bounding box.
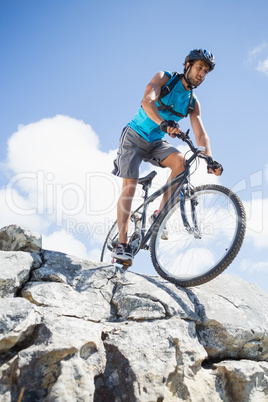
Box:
[1,0,268,293]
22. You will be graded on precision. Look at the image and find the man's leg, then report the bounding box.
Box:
[158,151,184,211]
[117,178,138,243]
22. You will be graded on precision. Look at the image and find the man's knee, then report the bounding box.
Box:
[161,152,184,172]
[173,154,184,172]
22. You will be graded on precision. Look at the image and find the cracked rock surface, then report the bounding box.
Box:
[0,225,267,401]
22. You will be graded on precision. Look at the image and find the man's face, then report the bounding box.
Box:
[186,60,210,87]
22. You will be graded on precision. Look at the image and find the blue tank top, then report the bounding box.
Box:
[128,72,197,142]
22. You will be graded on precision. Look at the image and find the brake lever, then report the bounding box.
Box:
[177,129,190,140]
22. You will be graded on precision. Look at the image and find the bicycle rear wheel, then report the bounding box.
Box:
[150,184,246,287]
[100,220,119,263]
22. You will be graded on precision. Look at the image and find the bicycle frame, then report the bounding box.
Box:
[131,156,194,251]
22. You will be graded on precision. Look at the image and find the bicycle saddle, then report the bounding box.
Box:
[138,171,157,187]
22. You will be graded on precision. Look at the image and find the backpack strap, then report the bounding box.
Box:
[157,72,196,118]
[159,72,183,99]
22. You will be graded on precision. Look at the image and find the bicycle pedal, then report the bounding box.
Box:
[112,258,132,269]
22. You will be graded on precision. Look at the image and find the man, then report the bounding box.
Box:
[112,49,222,264]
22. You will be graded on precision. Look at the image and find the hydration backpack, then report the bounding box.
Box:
[157,72,196,118]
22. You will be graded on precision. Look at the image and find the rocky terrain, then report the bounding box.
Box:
[0,224,267,401]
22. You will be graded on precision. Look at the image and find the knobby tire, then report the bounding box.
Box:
[150,184,246,287]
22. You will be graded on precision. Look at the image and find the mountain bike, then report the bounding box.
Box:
[100,130,246,287]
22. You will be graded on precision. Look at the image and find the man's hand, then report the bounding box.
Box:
[207,157,223,176]
[159,120,181,138]
[209,166,222,176]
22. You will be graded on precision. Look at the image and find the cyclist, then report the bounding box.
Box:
[111,49,223,264]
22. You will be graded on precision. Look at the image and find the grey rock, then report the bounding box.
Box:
[111,271,200,322]
[21,281,112,322]
[0,251,39,297]
[214,360,268,401]
[0,314,105,401]
[192,274,268,361]
[0,226,268,401]
[0,224,42,253]
[33,250,116,288]
[0,298,41,353]
[97,318,208,401]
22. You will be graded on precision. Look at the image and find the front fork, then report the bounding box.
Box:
[180,186,202,239]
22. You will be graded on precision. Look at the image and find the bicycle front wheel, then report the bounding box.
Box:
[150,184,246,287]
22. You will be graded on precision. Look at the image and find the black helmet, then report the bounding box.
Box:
[185,49,215,71]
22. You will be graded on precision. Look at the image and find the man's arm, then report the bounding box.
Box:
[141,72,181,136]
[190,99,212,156]
[190,100,222,176]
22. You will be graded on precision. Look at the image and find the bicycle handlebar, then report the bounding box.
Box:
[176,129,223,174]
[176,129,206,157]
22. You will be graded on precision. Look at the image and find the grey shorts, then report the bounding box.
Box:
[112,126,180,179]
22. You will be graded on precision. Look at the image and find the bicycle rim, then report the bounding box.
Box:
[150,185,246,287]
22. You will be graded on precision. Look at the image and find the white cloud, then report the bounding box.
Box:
[7,115,110,184]
[248,43,268,76]
[240,259,268,274]
[2,115,122,257]
[230,167,268,251]
[248,42,268,60]
[43,230,90,259]
[8,120,120,238]
[241,197,268,249]
[87,247,102,262]
[0,188,49,233]
[256,57,268,76]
